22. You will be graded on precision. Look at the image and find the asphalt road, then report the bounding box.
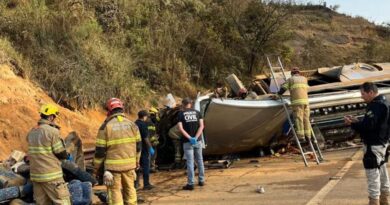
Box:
[133,147,380,205]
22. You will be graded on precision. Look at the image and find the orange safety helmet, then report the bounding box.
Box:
[106,98,124,111]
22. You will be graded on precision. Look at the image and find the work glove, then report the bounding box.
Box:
[189,137,197,145]
[11,161,26,173]
[150,136,160,146]
[149,147,155,156]
[103,171,114,186]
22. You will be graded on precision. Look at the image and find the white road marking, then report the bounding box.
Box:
[306,148,363,205]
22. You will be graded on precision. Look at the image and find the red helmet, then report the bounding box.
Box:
[238,88,247,95]
[106,98,124,111]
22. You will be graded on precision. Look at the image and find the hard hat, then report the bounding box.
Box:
[39,104,59,117]
[149,107,158,114]
[291,67,300,74]
[106,98,124,111]
[238,88,247,95]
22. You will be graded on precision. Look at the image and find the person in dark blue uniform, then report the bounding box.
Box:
[135,110,155,190]
[345,82,390,205]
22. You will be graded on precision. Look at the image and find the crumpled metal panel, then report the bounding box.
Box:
[318,63,390,82]
[201,98,286,155]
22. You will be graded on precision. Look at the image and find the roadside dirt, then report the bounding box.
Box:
[0,63,106,159]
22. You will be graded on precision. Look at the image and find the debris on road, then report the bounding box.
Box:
[256,186,265,194]
[204,160,233,169]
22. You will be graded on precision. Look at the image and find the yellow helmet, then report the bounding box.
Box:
[149,107,159,115]
[39,104,59,117]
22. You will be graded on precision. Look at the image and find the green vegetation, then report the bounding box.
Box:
[0,0,389,111]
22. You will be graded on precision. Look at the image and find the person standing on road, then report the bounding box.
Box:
[93,98,141,205]
[273,67,311,142]
[135,110,155,190]
[177,97,205,190]
[27,103,71,205]
[148,107,160,172]
[345,82,390,205]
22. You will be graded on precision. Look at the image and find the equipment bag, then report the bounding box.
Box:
[363,145,380,169]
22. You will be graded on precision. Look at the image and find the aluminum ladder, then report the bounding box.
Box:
[266,56,324,167]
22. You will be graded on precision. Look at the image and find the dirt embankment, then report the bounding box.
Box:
[0,63,106,159]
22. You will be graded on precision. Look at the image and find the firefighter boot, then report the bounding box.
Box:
[370,197,380,205]
[380,191,390,205]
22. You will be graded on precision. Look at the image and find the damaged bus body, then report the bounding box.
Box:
[194,63,390,155]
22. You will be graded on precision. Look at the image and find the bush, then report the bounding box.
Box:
[0,37,30,78]
[0,1,148,111]
[0,0,389,112]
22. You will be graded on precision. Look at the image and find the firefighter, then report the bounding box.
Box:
[148,107,160,172]
[93,98,142,205]
[211,82,228,99]
[273,67,311,142]
[27,103,71,205]
[158,103,184,167]
[345,82,390,205]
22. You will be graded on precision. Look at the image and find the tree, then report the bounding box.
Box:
[330,4,340,11]
[222,0,291,74]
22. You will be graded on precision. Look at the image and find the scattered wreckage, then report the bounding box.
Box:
[156,62,390,163]
[0,132,96,205]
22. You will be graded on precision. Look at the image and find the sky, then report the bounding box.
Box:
[300,0,390,25]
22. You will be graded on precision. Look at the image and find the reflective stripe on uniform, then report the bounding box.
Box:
[291,99,309,105]
[105,157,136,165]
[135,134,141,142]
[290,83,309,89]
[94,158,103,164]
[30,171,63,182]
[96,136,141,147]
[96,138,107,146]
[52,141,64,152]
[148,126,156,131]
[107,137,139,146]
[29,141,63,154]
[29,146,52,154]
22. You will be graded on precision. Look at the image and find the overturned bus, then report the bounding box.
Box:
[157,63,390,162]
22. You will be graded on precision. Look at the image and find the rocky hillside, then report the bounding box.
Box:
[285,5,390,69]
